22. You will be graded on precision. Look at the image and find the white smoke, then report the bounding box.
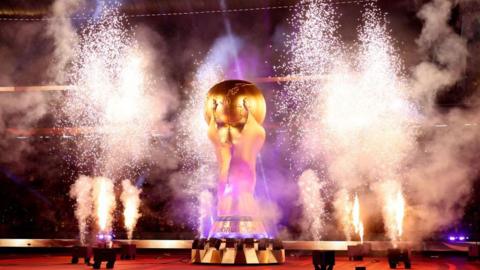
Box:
[47,0,85,83]
[401,0,475,240]
[198,190,214,237]
[69,175,93,245]
[411,0,468,108]
[297,169,325,240]
[334,189,353,241]
[120,179,142,240]
[374,180,405,242]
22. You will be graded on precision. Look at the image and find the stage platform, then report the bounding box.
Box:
[0,252,479,270]
[0,239,475,252]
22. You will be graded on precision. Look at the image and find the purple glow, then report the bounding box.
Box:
[210,232,269,239]
[96,232,114,241]
[459,236,465,241]
[449,236,456,241]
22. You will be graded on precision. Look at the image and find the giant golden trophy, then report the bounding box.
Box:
[205,80,267,238]
[192,80,284,265]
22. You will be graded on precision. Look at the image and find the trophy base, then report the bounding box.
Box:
[191,237,285,264]
[208,216,268,239]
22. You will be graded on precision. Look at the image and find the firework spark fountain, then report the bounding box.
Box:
[49,1,176,243]
[54,2,176,178]
[280,2,416,242]
[93,177,116,234]
[69,175,94,245]
[120,180,142,241]
[335,190,364,242]
[277,0,342,167]
[379,180,405,243]
[352,194,364,243]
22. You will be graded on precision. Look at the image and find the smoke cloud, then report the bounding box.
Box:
[411,0,468,108]
[47,0,84,83]
[69,175,93,245]
[297,169,325,240]
[401,0,475,240]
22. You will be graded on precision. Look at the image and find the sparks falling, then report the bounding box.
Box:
[280,1,416,242]
[276,0,342,167]
[120,180,142,240]
[60,3,173,177]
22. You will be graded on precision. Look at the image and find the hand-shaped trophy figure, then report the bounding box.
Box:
[205,80,268,238]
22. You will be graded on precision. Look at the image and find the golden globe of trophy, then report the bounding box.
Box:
[192,80,284,264]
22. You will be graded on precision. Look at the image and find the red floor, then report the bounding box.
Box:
[0,253,479,270]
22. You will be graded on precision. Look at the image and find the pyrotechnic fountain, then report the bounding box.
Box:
[352,194,364,243]
[191,80,285,264]
[54,0,151,257]
[92,177,116,248]
[381,181,405,244]
[277,0,416,249]
[120,180,142,241]
[120,179,142,260]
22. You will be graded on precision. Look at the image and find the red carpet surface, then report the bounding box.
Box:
[0,253,480,270]
[0,253,479,270]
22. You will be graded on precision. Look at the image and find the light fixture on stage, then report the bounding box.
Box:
[348,244,364,261]
[258,238,268,250]
[93,233,116,269]
[348,243,371,261]
[312,250,335,270]
[93,247,116,269]
[120,244,136,260]
[71,245,92,265]
[192,238,207,249]
[387,248,411,269]
[191,238,207,263]
[468,243,479,261]
[273,238,284,250]
[244,238,255,248]
[96,232,114,248]
[226,238,236,248]
[209,238,222,250]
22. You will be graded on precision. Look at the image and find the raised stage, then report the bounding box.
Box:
[0,239,474,252]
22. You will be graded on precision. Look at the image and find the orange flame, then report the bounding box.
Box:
[352,193,364,242]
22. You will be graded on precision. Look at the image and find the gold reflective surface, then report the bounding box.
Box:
[204,80,266,219]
